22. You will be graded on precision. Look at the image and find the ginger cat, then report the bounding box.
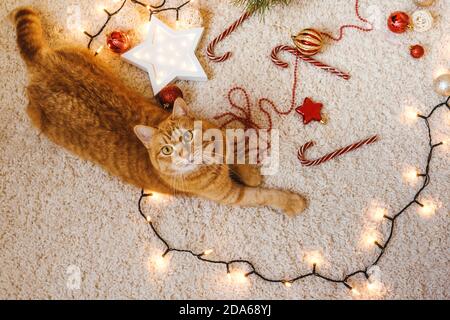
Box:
[13,7,307,216]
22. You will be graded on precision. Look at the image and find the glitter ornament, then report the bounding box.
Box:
[106,31,130,54]
[412,9,434,32]
[433,73,450,97]
[387,11,411,34]
[292,29,323,56]
[410,45,425,59]
[157,85,184,110]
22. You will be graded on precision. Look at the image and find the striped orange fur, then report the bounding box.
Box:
[14,7,307,216]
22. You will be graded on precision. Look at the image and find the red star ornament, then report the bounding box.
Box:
[296,98,324,125]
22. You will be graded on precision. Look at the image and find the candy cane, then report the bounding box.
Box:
[271,45,351,80]
[298,135,380,167]
[207,11,252,62]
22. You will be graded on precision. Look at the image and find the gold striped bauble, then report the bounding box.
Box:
[292,28,323,56]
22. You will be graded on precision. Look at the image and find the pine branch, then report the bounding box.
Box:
[232,0,293,15]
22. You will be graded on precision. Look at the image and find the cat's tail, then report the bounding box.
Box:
[13,7,47,63]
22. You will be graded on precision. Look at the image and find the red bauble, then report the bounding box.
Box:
[387,11,411,34]
[410,44,425,59]
[106,31,130,54]
[157,85,184,110]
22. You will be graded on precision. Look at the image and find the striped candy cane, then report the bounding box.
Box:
[298,135,380,167]
[207,11,252,62]
[271,45,351,80]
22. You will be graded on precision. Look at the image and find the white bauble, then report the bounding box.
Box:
[434,73,450,97]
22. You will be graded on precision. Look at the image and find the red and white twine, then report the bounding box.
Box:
[321,0,373,42]
[206,11,252,62]
[298,135,380,167]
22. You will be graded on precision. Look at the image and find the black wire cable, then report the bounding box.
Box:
[132,0,191,21]
[84,0,128,49]
[138,96,450,291]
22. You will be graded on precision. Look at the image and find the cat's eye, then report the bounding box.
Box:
[161,145,173,156]
[183,130,193,142]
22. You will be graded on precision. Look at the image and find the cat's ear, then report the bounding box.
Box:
[134,125,156,149]
[172,98,189,119]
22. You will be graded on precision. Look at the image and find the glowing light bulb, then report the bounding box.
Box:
[305,251,323,268]
[153,254,168,271]
[140,21,151,36]
[367,282,376,291]
[418,200,436,217]
[147,192,162,203]
[146,216,151,223]
[403,168,419,184]
[363,229,381,248]
[157,55,165,63]
[442,137,448,146]
[283,281,292,288]
[202,249,213,256]
[371,207,388,221]
[437,135,449,151]
[95,45,104,56]
[351,288,360,296]
[367,281,383,293]
[97,4,106,13]
[402,107,419,124]
[228,271,248,284]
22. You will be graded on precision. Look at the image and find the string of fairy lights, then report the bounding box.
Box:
[82,0,193,54]
[139,98,448,295]
[79,0,449,296]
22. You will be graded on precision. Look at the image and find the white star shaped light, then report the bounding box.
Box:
[122,17,207,95]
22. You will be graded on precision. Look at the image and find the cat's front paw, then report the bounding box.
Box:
[241,166,262,187]
[282,192,308,217]
[232,164,263,187]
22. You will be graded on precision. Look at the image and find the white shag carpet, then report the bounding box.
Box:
[0,0,449,299]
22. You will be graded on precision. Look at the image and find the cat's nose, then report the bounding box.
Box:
[180,146,193,160]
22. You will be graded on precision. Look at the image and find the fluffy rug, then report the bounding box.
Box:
[0,0,448,299]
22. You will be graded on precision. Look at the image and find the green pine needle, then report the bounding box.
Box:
[232,0,293,15]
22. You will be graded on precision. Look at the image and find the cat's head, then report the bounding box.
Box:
[134,98,218,176]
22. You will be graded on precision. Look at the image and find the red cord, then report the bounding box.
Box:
[214,57,300,131]
[321,0,373,42]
